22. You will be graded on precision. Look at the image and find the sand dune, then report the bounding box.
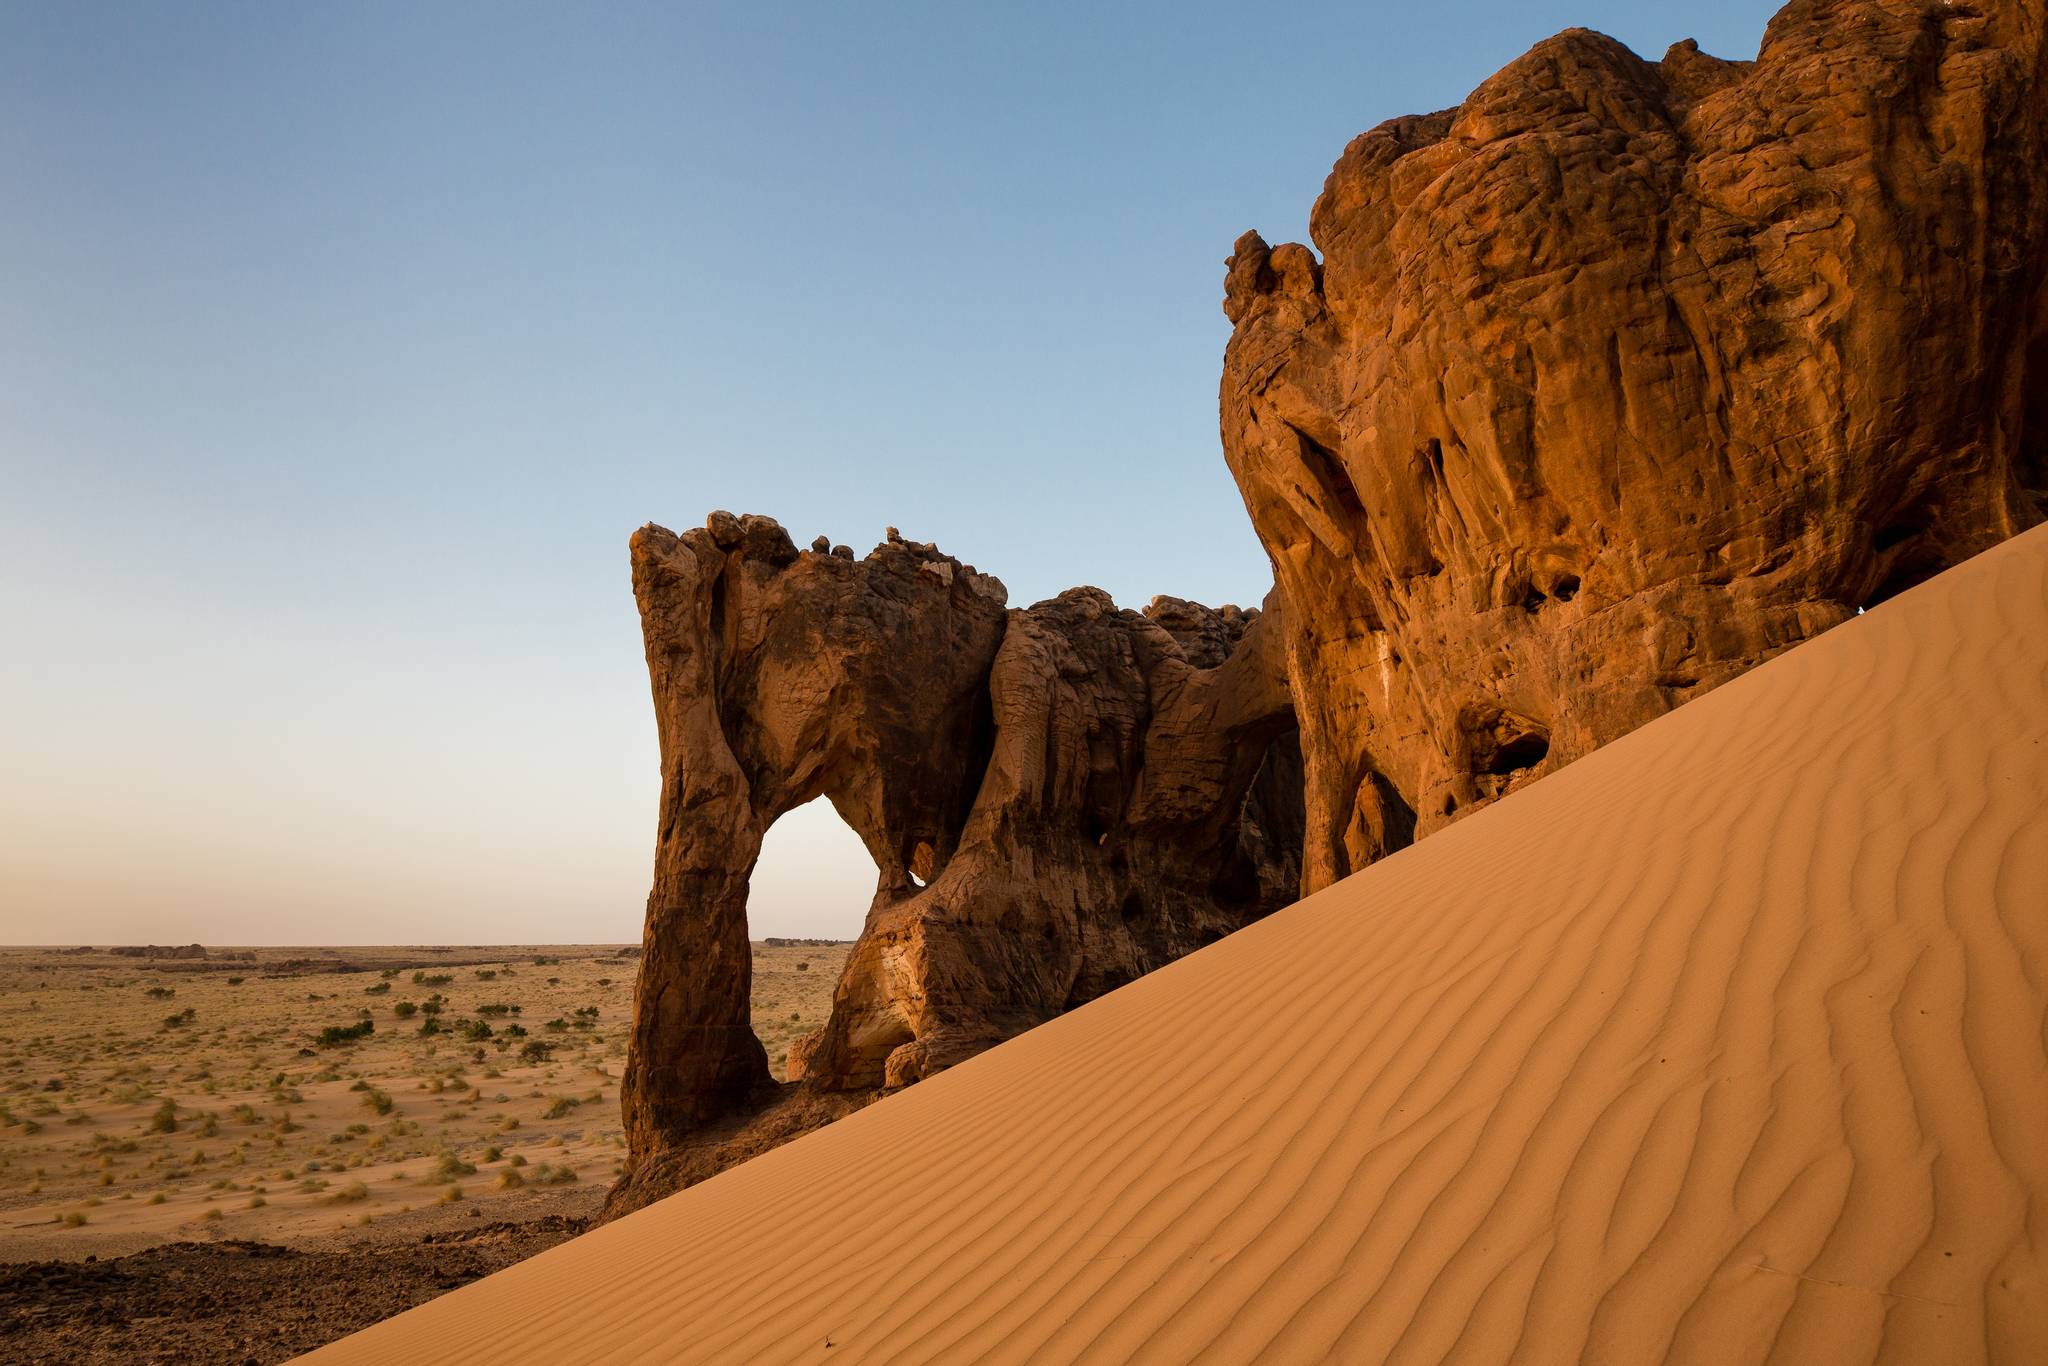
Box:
[304,528,2048,1364]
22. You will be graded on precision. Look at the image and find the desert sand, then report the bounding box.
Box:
[305,526,2048,1363]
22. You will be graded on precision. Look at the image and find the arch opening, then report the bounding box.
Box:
[747,797,874,1079]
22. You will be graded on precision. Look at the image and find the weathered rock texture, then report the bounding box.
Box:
[620,516,1301,1163]
[1221,0,2048,895]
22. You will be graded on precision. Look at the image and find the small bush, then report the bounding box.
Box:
[363,982,390,995]
[541,1096,581,1120]
[392,1000,418,1018]
[145,986,175,999]
[475,970,497,981]
[529,1162,578,1185]
[412,972,452,986]
[61,1211,87,1227]
[359,1087,393,1116]
[148,1099,178,1133]
[226,976,244,986]
[315,1020,374,1047]
[429,1152,476,1181]
[325,1180,369,1204]
[496,1168,525,1189]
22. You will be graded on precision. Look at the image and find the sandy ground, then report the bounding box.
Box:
[0,941,845,1264]
[0,940,848,1362]
[301,525,2048,1364]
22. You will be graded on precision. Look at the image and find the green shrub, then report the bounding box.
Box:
[315,1020,374,1047]
[148,1099,178,1133]
[392,1000,418,1018]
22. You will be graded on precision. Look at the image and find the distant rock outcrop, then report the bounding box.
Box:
[1220,0,2047,893]
[109,944,209,960]
[620,516,1301,1163]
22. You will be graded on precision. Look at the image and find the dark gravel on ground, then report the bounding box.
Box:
[0,1216,586,1364]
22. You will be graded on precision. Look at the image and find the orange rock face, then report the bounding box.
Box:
[620,517,1301,1162]
[1221,0,2047,894]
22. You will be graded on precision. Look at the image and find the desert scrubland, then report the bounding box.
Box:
[0,940,846,1361]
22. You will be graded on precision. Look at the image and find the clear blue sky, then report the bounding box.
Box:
[0,0,1784,945]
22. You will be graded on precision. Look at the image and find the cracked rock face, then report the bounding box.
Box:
[621,516,1301,1159]
[1220,0,2048,895]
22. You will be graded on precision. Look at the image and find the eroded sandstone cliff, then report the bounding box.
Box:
[1221,0,2048,893]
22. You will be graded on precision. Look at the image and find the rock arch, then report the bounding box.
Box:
[622,515,1301,1162]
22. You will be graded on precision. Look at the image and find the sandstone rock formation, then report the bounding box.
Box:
[1220,0,2048,895]
[620,516,1301,1165]
[618,0,2048,1207]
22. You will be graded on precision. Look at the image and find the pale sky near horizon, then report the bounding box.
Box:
[1,0,1784,946]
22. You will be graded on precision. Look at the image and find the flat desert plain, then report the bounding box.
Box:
[0,940,847,1361]
[306,525,2048,1363]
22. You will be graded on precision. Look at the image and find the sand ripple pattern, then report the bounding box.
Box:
[305,528,2048,1364]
